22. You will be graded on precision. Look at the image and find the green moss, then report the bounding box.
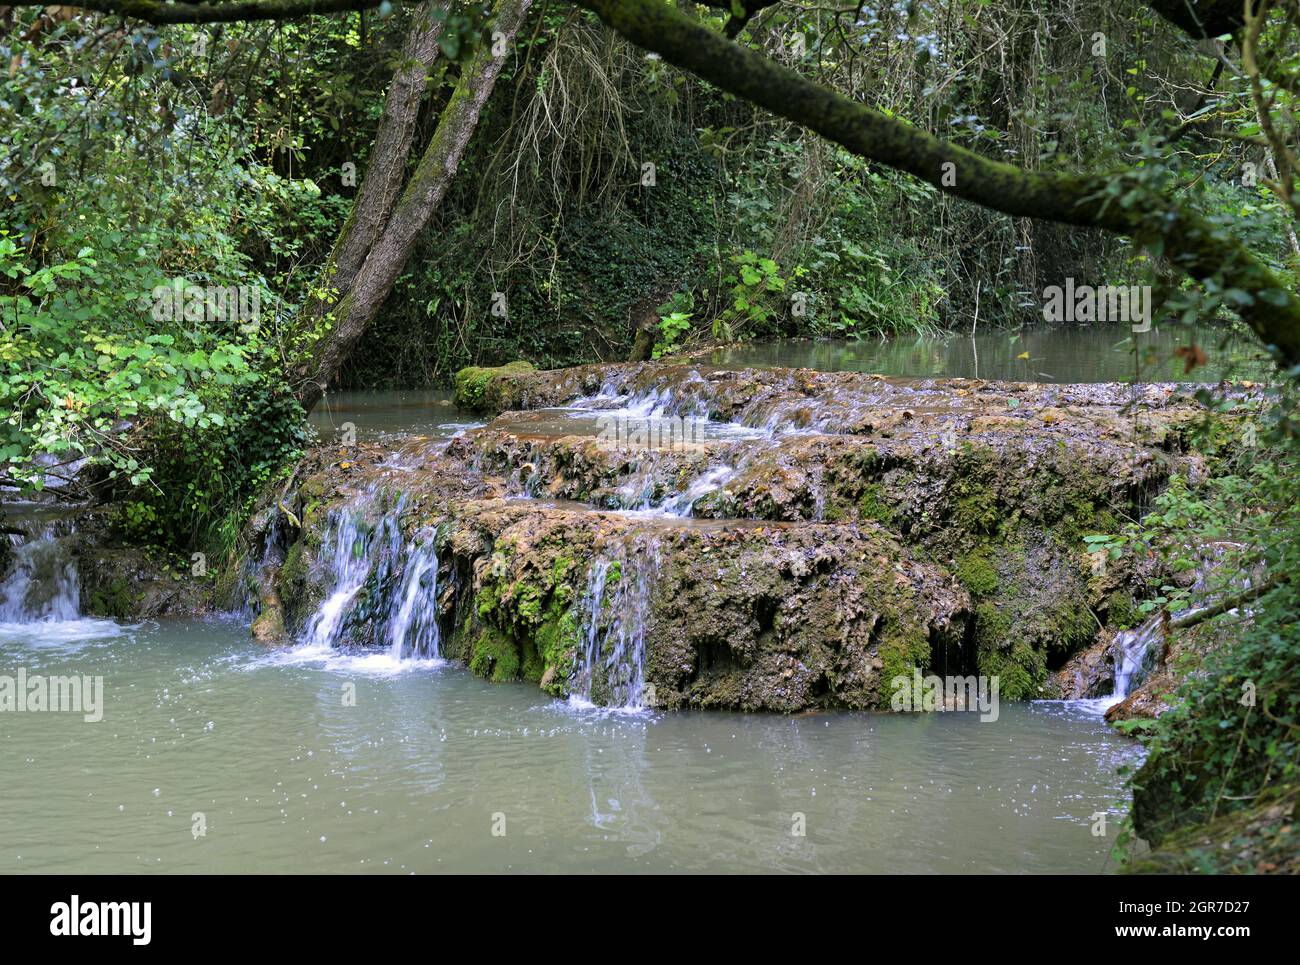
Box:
[973,600,1011,647]
[469,626,521,682]
[877,625,930,694]
[1046,593,1098,653]
[948,444,1002,535]
[857,482,895,524]
[514,580,544,623]
[535,598,582,694]
[972,597,1050,699]
[276,539,320,629]
[476,578,501,620]
[521,636,545,681]
[952,488,1000,535]
[955,551,999,597]
[979,643,1041,700]
[453,361,536,412]
[87,576,136,619]
[1104,591,1137,630]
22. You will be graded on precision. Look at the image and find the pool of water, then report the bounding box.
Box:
[9,326,1198,874]
[308,389,482,442]
[0,617,1140,873]
[709,325,1271,384]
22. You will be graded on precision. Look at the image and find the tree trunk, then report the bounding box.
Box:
[289,1,447,402]
[292,0,532,413]
[321,1,448,302]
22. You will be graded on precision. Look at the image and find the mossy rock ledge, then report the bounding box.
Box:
[238,361,1259,711]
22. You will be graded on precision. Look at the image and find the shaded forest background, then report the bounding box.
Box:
[7,1,1290,390]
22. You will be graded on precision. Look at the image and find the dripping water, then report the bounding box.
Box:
[569,541,659,711]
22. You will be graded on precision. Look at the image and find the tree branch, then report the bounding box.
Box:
[1170,574,1288,630]
[1146,0,1247,39]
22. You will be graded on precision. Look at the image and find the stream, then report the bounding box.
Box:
[3,325,1257,874]
[0,614,1138,873]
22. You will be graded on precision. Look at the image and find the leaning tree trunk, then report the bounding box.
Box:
[292,0,532,412]
[316,1,448,299]
[288,1,447,401]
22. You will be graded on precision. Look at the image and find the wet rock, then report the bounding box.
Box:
[250,567,287,645]
[452,361,537,412]
[62,513,210,618]
[261,464,970,710]
[247,361,1263,711]
[1104,682,1174,722]
[1047,629,1116,699]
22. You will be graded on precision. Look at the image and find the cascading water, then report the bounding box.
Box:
[1101,558,1244,707]
[386,540,441,660]
[295,492,444,664]
[569,542,659,710]
[657,465,737,518]
[572,366,917,438]
[1056,613,1164,715]
[303,507,382,647]
[1109,614,1163,701]
[0,523,81,623]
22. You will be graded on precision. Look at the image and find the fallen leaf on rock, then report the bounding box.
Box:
[1174,343,1207,373]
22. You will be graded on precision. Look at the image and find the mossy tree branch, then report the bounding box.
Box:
[289,0,448,402]
[292,0,534,411]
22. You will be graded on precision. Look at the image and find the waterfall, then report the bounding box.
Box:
[298,494,443,662]
[569,542,658,710]
[1109,614,1163,700]
[303,507,380,647]
[387,541,441,660]
[658,465,736,518]
[0,522,81,624]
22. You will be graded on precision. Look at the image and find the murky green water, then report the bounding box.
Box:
[710,325,1271,384]
[308,388,481,442]
[0,618,1138,873]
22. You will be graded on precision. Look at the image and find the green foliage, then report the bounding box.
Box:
[779,163,946,339]
[713,250,788,340]
[0,239,254,484]
[654,310,693,359]
[0,15,317,555]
